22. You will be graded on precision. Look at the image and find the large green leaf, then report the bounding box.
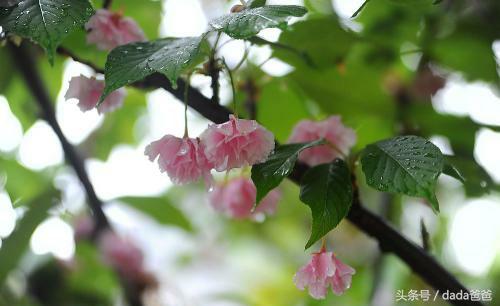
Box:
[100,37,209,102]
[116,196,192,231]
[299,159,353,249]
[209,5,307,39]
[252,140,324,204]
[0,0,94,63]
[360,135,444,211]
[0,189,58,285]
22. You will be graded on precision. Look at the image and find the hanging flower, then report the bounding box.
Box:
[294,248,355,299]
[85,9,146,51]
[208,177,280,220]
[288,115,356,166]
[201,115,275,172]
[65,75,125,114]
[145,135,213,186]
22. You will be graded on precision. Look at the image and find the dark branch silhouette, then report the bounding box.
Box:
[9,43,144,306]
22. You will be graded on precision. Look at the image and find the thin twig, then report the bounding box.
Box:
[57,47,105,74]
[351,0,372,18]
[10,44,110,234]
[221,58,237,116]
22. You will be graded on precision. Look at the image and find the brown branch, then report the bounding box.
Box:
[9,43,144,306]
[139,73,482,306]
[11,44,110,233]
[58,48,481,306]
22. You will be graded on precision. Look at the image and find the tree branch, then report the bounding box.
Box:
[9,43,144,306]
[138,73,482,306]
[10,44,110,234]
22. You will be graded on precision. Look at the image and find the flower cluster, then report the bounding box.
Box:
[288,115,356,166]
[294,248,355,299]
[65,8,360,298]
[146,115,275,188]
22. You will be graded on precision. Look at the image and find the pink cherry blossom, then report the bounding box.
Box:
[98,231,144,280]
[201,115,275,172]
[145,135,213,186]
[288,115,356,166]
[85,9,146,50]
[294,249,355,299]
[65,75,125,114]
[208,177,280,220]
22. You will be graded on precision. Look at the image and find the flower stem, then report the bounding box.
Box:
[326,141,348,159]
[183,74,192,138]
[320,238,327,252]
[221,58,238,117]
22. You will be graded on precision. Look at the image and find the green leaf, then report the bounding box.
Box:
[252,140,324,204]
[0,189,58,285]
[116,196,192,231]
[0,0,94,64]
[101,37,209,102]
[299,159,353,249]
[443,155,495,197]
[360,135,444,212]
[247,0,266,8]
[209,5,308,39]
